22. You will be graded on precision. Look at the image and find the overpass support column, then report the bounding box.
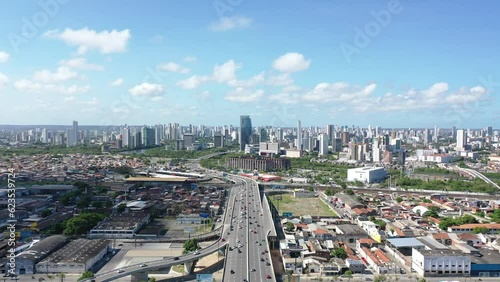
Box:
[130,272,148,282]
[184,260,195,274]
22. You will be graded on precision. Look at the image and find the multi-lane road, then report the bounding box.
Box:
[221,176,275,282]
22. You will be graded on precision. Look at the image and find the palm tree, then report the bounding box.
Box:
[417,278,426,282]
[57,273,66,282]
[47,274,54,282]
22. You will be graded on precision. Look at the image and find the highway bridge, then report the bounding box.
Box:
[454,167,500,190]
[84,240,228,282]
[220,175,276,282]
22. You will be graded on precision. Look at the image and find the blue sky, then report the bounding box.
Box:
[0,0,498,128]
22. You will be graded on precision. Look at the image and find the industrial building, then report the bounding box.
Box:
[36,239,111,274]
[89,212,150,239]
[226,157,291,172]
[347,167,387,183]
[14,235,69,274]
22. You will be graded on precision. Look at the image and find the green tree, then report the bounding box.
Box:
[78,271,94,281]
[374,219,387,230]
[395,197,403,203]
[77,196,91,209]
[117,203,127,213]
[41,209,52,218]
[64,213,106,236]
[345,189,354,195]
[423,206,440,218]
[285,222,295,232]
[183,239,199,254]
[325,189,334,196]
[331,247,347,260]
[344,270,353,281]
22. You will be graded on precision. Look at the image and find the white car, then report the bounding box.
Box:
[117,269,124,273]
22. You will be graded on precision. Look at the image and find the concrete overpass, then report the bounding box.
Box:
[454,167,500,190]
[82,240,228,282]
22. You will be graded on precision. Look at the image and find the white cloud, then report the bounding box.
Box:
[193,90,211,101]
[303,82,376,103]
[177,60,240,89]
[59,58,104,71]
[64,96,75,102]
[225,88,264,103]
[14,79,90,94]
[269,93,300,104]
[33,66,80,83]
[228,72,265,88]
[110,78,124,86]
[128,82,165,96]
[266,73,293,86]
[151,96,163,102]
[44,28,131,54]
[176,75,210,89]
[184,56,197,62]
[158,62,190,74]
[0,51,9,63]
[272,52,311,73]
[213,60,240,83]
[0,73,9,89]
[78,97,99,106]
[445,86,488,104]
[210,16,253,32]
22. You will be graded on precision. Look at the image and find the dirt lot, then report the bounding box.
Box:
[269,194,337,217]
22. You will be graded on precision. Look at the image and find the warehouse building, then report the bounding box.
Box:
[347,167,387,184]
[36,239,111,274]
[14,235,69,274]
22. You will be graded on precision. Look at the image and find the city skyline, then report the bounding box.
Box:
[0,1,499,127]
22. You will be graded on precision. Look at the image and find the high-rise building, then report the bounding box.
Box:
[423,128,431,144]
[296,120,302,151]
[342,132,350,145]
[456,129,467,151]
[239,115,252,151]
[72,121,79,145]
[318,134,328,156]
[332,138,342,153]
[41,128,48,143]
[142,127,155,147]
[121,127,130,147]
[183,133,195,147]
[487,126,493,136]
[326,124,335,142]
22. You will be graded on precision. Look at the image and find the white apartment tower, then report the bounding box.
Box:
[456,129,467,151]
[319,133,328,156]
[296,120,302,151]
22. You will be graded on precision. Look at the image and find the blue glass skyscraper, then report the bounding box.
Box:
[239,115,252,151]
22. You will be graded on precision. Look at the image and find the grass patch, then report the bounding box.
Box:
[270,194,337,217]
